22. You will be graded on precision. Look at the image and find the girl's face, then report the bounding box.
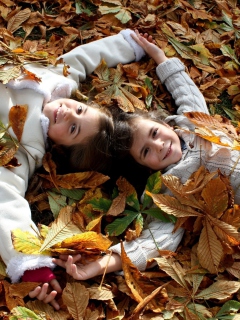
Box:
[42,99,100,146]
[130,118,182,170]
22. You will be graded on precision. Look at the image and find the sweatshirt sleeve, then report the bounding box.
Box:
[56,30,146,85]
[156,58,209,116]
[110,221,184,271]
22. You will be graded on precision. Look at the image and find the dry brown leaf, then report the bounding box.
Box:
[9,104,28,141]
[62,282,89,320]
[7,8,31,33]
[197,218,223,274]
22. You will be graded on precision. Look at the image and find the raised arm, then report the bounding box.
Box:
[131,30,208,115]
[54,29,146,84]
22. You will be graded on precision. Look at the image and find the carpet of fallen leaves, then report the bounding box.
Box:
[1,0,240,319]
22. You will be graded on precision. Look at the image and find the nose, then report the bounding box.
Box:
[63,107,74,121]
[153,140,164,153]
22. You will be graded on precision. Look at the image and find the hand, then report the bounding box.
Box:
[53,253,122,281]
[28,278,62,310]
[131,30,168,65]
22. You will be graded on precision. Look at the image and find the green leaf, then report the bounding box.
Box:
[215,300,240,318]
[220,44,240,65]
[106,211,138,236]
[145,77,153,93]
[115,8,131,24]
[142,171,162,209]
[142,207,176,223]
[48,191,67,218]
[126,192,140,211]
[166,37,194,60]
[10,306,43,319]
[54,188,85,201]
[222,106,240,121]
[89,197,112,212]
[145,94,153,109]
[75,0,94,15]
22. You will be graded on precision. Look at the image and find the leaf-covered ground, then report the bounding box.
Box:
[0,0,240,319]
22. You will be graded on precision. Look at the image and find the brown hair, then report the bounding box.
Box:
[50,105,114,174]
[112,109,167,159]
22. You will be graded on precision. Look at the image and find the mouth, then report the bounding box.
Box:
[54,107,61,123]
[163,142,172,160]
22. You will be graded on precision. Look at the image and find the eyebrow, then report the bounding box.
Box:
[139,126,154,160]
[73,105,87,140]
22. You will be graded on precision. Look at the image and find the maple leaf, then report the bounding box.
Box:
[92,59,146,112]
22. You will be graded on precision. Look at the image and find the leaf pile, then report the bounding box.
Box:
[0,0,240,319]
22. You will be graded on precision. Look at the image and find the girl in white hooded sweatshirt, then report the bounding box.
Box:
[0,29,147,309]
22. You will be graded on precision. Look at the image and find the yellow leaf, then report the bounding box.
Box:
[40,205,82,252]
[61,231,112,252]
[11,229,51,255]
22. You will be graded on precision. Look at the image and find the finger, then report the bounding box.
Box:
[71,254,81,263]
[34,283,49,300]
[50,298,60,310]
[65,255,74,274]
[52,258,66,268]
[28,286,41,298]
[50,279,62,293]
[70,263,83,280]
[58,254,69,260]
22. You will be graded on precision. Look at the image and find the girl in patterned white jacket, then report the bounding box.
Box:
[0,29,147,309]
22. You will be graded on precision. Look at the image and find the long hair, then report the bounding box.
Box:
[50,105,114,174]
[112,108,167,159]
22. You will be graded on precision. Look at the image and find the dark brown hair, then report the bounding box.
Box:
[50,105,114,174]
[112,108,167,159]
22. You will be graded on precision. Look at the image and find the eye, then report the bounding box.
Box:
[153,129,158,138]
[77,105,83,114]
[71,124,76,134]
[143,147,149,157]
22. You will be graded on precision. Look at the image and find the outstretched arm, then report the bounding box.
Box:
[53,253,122,280]
[131,30,208,115]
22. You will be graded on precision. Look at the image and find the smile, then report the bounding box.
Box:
[54,107,61,123]
[163,143,172,160]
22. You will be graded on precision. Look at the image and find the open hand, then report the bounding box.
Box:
[28,278,62,310]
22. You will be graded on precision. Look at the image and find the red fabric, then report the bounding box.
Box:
[22,267,56,282]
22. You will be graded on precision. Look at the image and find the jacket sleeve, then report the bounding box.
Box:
[110,220,184,271]
[56,30,145,85]
[156,58,209,116]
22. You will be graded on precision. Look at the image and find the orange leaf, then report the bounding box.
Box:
[9,104,28,141]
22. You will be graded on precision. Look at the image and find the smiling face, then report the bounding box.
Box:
[130,118,182,171]
[42,98,100,146]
